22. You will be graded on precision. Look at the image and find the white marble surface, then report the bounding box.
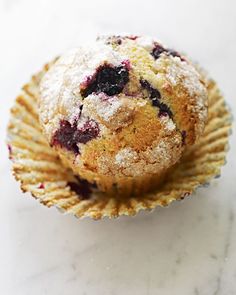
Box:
[0,0,236,294]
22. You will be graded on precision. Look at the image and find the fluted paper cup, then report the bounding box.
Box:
[7,62,232,219]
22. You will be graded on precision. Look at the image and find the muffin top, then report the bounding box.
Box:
[39,35,208,179]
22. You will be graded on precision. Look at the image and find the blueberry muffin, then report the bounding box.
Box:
[39,35,208,196]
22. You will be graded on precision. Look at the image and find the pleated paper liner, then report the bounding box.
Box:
[7,62,232,219]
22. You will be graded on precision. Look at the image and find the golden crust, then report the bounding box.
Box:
[117,39,208,144]
[38,38,208,194]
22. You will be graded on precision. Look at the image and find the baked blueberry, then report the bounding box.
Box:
[68,176,97,200]
[81,64,129,97]
[74,120,100,144]
[140,79,173,117]
[152,42,184,61]
[67,176,97,200]
[52,119,99,154]
[151,43,166,59]
[52,120,79,154]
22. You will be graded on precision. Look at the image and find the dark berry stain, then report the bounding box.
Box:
[158,104,173,118]
[104,35,123,45]
[38,183,45,189]
[151,43,166,59]
[52,120,79,154]
[7,144,13,159]
[181,130,187,145]
[168,49,184,60]
[127,35,138,40]
[105,35,138,45]
[68,176,97,200]
[151,42,184,61]
[140,79,161,100]
[74,120,100,144]
[140,79,173,118]
[80,64,129,98]
[79,104,83,115]
[52,119,99,154]
[121,59,131,70]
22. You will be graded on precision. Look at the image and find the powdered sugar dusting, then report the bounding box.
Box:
[39,43,128,136]
[155,55,207,125]
[160,116,176,133]
[40,65,68,123]
[157,55,206,97]
[115,147,138,167]
[85,93,123,121]
[82,93,136,130]
[113,133,183,177]
[135,36,155,51]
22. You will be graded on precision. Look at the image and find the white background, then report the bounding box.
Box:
[0,0,236,294]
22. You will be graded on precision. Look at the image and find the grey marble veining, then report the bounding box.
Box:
[0,0,236,294]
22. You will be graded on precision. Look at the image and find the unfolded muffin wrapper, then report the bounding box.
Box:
[7,63,232,219]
